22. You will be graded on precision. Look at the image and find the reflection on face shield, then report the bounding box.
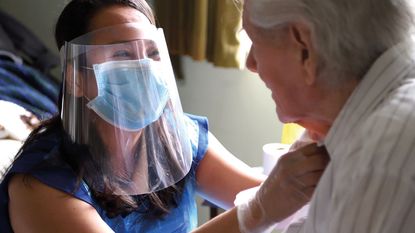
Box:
[87,58,169,131]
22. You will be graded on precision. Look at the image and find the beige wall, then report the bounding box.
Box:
[0,0,66,53]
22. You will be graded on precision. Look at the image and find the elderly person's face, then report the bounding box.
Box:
[243,0,331,136]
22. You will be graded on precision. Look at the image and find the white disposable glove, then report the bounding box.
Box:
[237,143,329,233]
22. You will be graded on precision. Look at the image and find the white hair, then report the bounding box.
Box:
[247,0,415,85]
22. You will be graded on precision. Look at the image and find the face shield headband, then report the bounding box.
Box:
[60,23,192,195]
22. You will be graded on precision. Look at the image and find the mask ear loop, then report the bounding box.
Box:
[79,65,97,103]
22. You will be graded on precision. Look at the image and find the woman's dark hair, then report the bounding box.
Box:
[55,0,155,50]
[18,0,186,220]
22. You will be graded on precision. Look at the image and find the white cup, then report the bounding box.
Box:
[262,143,290,175]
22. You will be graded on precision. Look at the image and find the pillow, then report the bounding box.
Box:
[0,139,22,180]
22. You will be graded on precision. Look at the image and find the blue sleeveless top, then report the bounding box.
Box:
[0,114,208,233]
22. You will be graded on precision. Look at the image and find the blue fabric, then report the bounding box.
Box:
[0,114,209,233]
[0,60,59,120]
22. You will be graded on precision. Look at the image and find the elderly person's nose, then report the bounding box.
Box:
[246,47,257,73]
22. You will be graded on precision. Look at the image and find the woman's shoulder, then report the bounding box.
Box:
[9,126,63,173]
[3,124,93,206]
[8,174,112,233]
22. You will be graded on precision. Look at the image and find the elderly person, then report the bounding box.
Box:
[195,0,415,232]
[1,1,330,233]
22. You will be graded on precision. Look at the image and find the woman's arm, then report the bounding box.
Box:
[192,207,241,233]
[194,143,330,233]
[196,132,266,210]
[8,174,114,233]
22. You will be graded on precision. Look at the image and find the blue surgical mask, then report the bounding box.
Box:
[87,58,169,131]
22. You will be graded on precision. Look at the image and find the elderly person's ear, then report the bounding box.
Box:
[289,22,317,86]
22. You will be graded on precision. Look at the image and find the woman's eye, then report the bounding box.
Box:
[112,50,133,59]
[146,49,160,60]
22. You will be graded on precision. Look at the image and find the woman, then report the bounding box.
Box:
[0,1,264,232]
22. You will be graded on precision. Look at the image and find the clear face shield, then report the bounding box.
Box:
[60,23,192,195]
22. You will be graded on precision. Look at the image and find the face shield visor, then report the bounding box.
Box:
[60,23,192,195]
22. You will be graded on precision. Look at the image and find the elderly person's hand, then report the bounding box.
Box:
[237,143,330,233]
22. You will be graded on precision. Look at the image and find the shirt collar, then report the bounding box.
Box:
[324,39,415,157]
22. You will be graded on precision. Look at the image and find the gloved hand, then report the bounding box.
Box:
[237,143,330,233]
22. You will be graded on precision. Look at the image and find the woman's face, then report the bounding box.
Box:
[82,5,157,99]
[85,5,153,159]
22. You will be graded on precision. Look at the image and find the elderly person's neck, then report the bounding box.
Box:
[297,77,359,139]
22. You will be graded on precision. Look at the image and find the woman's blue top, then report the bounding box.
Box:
[0,114,209,233]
